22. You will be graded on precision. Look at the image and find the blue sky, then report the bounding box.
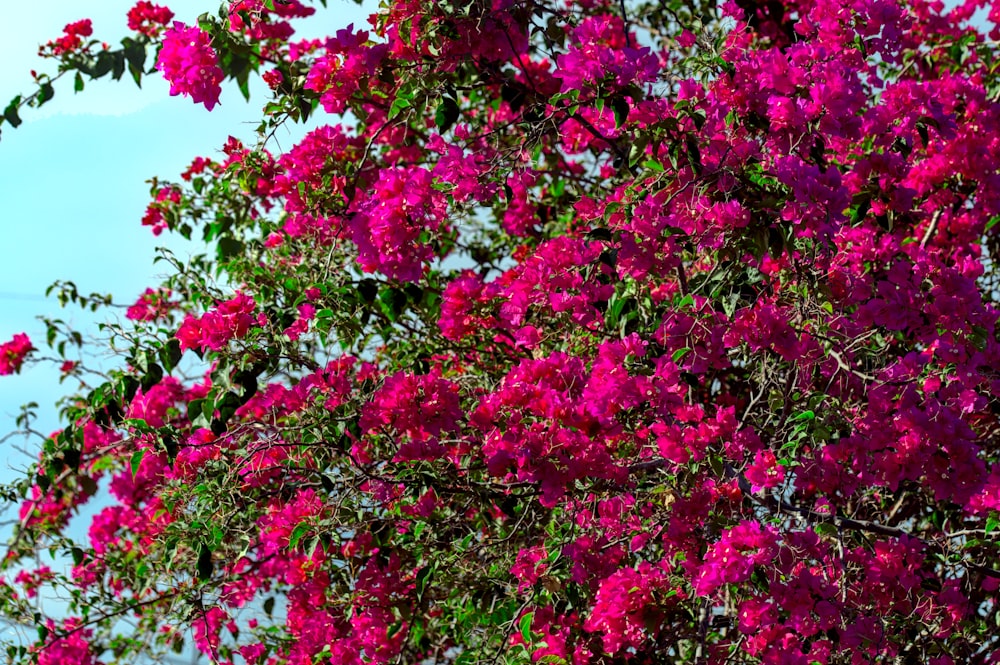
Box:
[0,1,368,475]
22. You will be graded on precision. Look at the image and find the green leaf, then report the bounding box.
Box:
[813,523,838,537]
[3,98,22,128]
[672,347,692,363]
[849,193,871,225]
[130,449,145,478]
[196,545,213,581]
[587,227,613,242]
[986,514,999,535]
[187,399,205,423]
[289,522,311,549]
[537,656,567,665]
[216,390,242,419]
[388,96,411,120]
[111,52,126,80]
[123,39,147,87]
[916,120,930,147]
[415,563,435,598]
[141,362,163,391]
[434,97,460,133]
[91,51,115,78]
[685,135,702,175]
[38,83,55,104]
[159,338,182,373]
[217,237,244,260]
[236,67,251,101]
[379,287,408,322]
[519,612,534,643]
[455,652,476,665]
[611,97,629,128]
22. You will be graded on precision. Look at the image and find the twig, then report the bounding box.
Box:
[619,0,632,48]
[919,209,943,249]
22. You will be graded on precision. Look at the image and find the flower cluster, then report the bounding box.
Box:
[360,371,463,462]
[34,618,97,665]
[126,287,180,322]
[350,166,448,282]
[0,333,32,375]
[229,0,315,46]
[555,15,659,93]
[175,292,262,352]
[126,1,174,37]
[41,19,93,56]
[155,22,224,110]
[140,185,181,236]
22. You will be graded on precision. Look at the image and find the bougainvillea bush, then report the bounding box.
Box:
[3,0,1000,663]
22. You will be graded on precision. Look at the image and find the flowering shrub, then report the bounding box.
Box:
[3,0,1000,664]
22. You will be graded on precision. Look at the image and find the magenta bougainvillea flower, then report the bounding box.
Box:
[175,292,263,352]
[41,19,92,56]
[155,22,224,110]
[126,1,174,37]
[0,333,32,375]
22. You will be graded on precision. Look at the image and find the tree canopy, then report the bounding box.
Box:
[3,0,1000,663]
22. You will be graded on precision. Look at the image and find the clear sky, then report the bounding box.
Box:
[0,1,369,475]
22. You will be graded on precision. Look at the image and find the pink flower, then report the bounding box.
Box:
[180,155,214,181]
[693,522,778,596]
[127,288,179,321]
[350,166,448,282]
[677,29,696,48]
[745,450,786,493]
[584,564,664,653]
[141,186,181,236]
[156,22,224,110]
[438,270,485,340]
[127,1,174,37]
[175,316,204,352]
[175,292,262,352]
[14,566,54,598]
[284,303,316,341]
[64,19,93,36]
[737,598,777,634]
[43,19,93,55]
[262,69,284,90]
[511,545,548,592]
[0,333,33,375]
[360,371,463,462]
[35,618,97,665]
